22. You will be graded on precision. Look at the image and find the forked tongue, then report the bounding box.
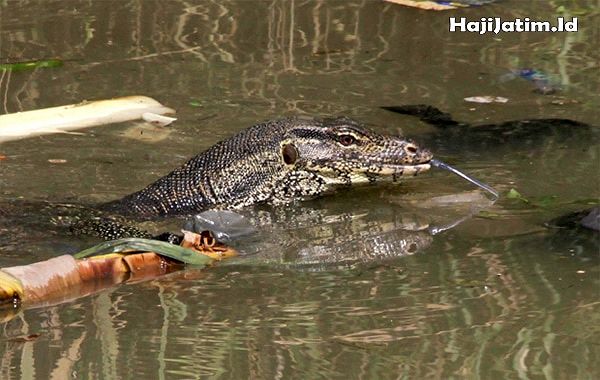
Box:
[430,159,499,201]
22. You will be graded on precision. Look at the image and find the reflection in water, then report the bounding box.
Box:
[2,1,597,118]
[1,225,597,379]
[230,190,492,268]
[0,0,599,378]
[0,192,472,322]
[2,192,598,378]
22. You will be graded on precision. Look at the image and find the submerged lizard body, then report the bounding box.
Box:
[103,116,433,217]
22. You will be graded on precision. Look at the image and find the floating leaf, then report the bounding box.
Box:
[506,188,530,203]
[0,59,63,72]
[477,210,502,219]
[74,238,213,266]
[506,188,521,198]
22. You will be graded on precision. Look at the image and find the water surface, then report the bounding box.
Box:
[0,1,598,378]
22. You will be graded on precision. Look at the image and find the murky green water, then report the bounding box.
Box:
[0,1,598,378]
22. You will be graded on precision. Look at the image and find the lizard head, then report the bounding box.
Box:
[280,117,433,187]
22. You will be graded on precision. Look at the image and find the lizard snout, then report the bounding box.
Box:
[403,142,433,164]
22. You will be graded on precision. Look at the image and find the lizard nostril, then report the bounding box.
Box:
[405,144,418,154]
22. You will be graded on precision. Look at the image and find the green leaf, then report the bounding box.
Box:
[506,188,521,198]
[506,188,519,198]
[477,210,501,219]
[73,238,212,266]
[506,188,530,204]
[0,59,63,72]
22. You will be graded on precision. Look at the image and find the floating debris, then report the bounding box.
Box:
[464,96,509,104]
[0,232,236,320]
[500,68,561,95]
[384,0,499,10]
[142,112,177,127]
[0,59,63,72]
[384,0,457,10]
[506,188,529,203]
[550,98,579,106]
[516,69,560,94]
[0,96,175,143]
[184,210,257,242]
[180,230,239,260]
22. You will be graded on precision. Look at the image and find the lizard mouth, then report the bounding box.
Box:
[375,161,432,177]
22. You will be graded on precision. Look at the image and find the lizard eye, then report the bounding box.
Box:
[339,134,357,146]
[282,143,299,165]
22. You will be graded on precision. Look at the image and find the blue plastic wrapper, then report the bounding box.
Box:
[499,68,561,94]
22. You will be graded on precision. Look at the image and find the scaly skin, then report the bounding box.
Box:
[103,116,433,217]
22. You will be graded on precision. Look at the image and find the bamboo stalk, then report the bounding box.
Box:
[0,232,237,322]
[0,96,175,143]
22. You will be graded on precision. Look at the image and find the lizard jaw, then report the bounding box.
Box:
[377,162,431,177]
